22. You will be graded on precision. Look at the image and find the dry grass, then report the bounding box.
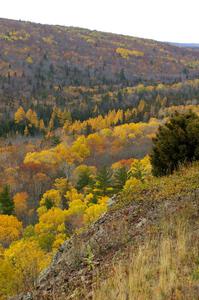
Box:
[93,212,199,300]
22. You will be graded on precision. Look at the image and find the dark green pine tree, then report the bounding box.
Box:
[95,167,113,196]
[76,169,94,191]
[151,111,199,176]
[113,167,128,192]
[0,185,14,215]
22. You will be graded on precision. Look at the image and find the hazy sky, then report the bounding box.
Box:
[1,0,199,43]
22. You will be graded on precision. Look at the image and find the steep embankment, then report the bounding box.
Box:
[15,163,199,300]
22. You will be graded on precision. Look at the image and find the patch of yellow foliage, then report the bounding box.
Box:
[0,215,22,247]
[0,239,50,297]
[116,47,144,59]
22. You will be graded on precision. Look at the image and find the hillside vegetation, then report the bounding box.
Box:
[12,162,199,300]
[1,18,199,125]
[0,18,199,300]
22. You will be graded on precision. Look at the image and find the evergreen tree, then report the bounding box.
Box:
[113,167,128,192]
[151,112,199,176]
[76,169,94,191]
[0,185,14,215]
[94,167,113,196]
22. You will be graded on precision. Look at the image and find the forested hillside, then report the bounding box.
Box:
[0,18,199,300]
[1,18,199,124]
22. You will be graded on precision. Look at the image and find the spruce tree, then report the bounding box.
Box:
[95,167,113,196]
[113,167,128,192]
[0,185,14,215]
[151,112,199,176]
[76,170,94,191]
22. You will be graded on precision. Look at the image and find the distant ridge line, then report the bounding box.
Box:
[169,42,199,48]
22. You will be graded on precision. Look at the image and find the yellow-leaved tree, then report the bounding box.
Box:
[0,215,22,247]
[26,109,38,127]
[35,207,67,251]
[83,196,108,225]
[0,239,50,298]
[53,177,71,195]
[14,106,26,124]
[13,192,29,221]
[128,155,151,182]
[38,189,62,216]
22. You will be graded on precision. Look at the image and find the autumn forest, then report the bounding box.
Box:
[0,18,199,300]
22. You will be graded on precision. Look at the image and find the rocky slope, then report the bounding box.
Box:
[14,163,199,300]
